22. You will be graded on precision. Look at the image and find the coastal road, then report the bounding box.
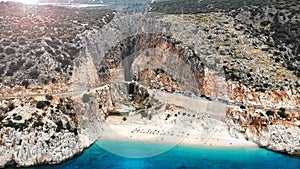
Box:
[0,81,299,115]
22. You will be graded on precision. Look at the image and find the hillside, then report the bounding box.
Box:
[152,0,300,78]
[0,2,114,90]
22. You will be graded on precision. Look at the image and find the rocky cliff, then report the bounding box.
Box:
[227,106,300,155]
[0,0,299,167]
[0,96,83,167]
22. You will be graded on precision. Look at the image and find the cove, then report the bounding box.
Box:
[12,140,300,169]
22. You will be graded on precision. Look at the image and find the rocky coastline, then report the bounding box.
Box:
[0,0,299,167]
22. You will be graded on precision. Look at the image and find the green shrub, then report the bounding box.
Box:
[66,122,71,131]
[278,108,288,118]
[279,107,286,113]
[82,94,91,103]
[36,101,50,109]
[13,115,22,121]
[45,94,53,100]
[66,103,72,110]
[0,66,5,76]
[29,69,40,79]
[9,62,19,72]
[4,120,18,129]
[6,69,14,76]
[296,81,300,88]
[148,113,153,120]
[21,80,29,88]
[8,103,15,111]
[4,119,29,131]
[266,110,275,116]
[140,110,148,118]
[56,120,63,132]
[33,120,44,128]
[25,62,34,69]
[73,128,78,135]
[4,47,16,55]
[18,37,26,45]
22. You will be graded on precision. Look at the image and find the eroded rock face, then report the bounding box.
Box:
[78,13,209,94]
[0,83,130,168]
[0,97,83,167]
[0,128,83,167]
[227,81,300,109]
[227,106,300,155]
[138,68,180,92]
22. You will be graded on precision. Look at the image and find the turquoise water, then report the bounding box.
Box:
[18,140,300,169]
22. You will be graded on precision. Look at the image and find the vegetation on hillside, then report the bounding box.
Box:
[0,2,114,88]
[151,0,300,94]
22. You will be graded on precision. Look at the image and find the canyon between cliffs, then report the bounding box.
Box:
[0,3,300,168]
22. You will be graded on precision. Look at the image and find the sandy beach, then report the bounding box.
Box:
[100,117,257,148]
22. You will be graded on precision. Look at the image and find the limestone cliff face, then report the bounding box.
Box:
[0,128,83,167]
[74,82,135,145]
[77,12,300,110]
[227,81,300,109]
[0,97,85,167]
[74,12,228,97]
[227,107,300,155]
[70,53,100,91]
[0,82,132,168]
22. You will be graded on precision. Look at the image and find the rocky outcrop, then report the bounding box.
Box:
[0,128,83,167]
[71,52,100,91]
[0,83,131,168]
[228,81,300,109]
[0,96,85,167]
[77,12,236,101]
[227,106,300,155]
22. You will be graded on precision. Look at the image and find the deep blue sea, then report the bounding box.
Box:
[18,140,300,169]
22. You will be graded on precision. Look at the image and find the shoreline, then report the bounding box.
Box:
[100,122,258,148]
[98,137,258,149]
